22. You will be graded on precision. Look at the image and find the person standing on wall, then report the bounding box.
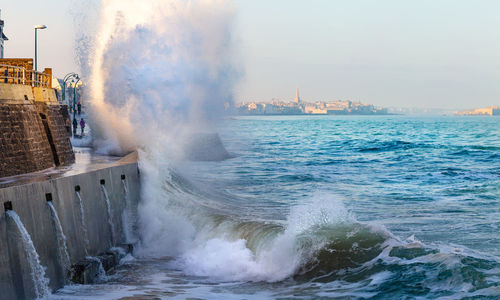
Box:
[72,117,78,136]
[80,118,86,136]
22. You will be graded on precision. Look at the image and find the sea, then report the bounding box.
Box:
[54,115,500,299]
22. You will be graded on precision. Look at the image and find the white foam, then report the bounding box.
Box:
[139,184,359,282]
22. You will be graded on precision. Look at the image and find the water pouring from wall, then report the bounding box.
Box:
[121,176,136,243]
[47,201,71,283]
[6,210,51,299]
[75,189,89,256]
[100,182,115,247]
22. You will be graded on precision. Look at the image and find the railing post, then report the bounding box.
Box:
[0,64,34,87]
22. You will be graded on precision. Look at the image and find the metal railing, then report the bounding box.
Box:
[0,64,51,88]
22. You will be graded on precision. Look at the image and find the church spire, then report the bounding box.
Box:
[294,88,300,103]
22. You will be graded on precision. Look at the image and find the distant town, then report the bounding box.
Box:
[454,106,500,116]
[236,89,500,116]
[237,89,390,115]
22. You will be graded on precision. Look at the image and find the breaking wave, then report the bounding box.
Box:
[78,1,500,298]
[134,149,500,298]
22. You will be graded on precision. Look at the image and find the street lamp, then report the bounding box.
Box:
[72,76,81,133]
[34,24,47,86]
[62,72,78,105]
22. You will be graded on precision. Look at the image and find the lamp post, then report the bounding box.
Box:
[34,24,47,86]
[61,73,79,137]
[72,76,81,130]
[62,72,78,106]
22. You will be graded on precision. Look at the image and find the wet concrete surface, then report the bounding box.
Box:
[0,147,137,189]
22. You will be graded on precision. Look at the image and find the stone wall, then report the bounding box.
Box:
[0,83,75,178]
[35,103,74,166]
[0,103,54,176]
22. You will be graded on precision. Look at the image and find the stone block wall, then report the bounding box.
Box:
[35,103,75,166]
[0,83,75,178]
[0,103,54,177]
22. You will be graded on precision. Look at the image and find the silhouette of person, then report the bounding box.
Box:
[80,118,86,136]
[72,118,78,136]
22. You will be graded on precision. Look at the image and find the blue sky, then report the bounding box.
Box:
[2,0,500,109]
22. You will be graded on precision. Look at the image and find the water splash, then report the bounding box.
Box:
[83,0,238,155]
[6,210,51,299]
[47,201,71,282]
[176,193,358,282]
[75,191,89,255]
[101,184,115,246]
[137,165,365,282]
[85,256,107,282]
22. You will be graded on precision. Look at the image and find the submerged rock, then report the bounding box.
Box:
[70,258,102,284]
[70,245,131,284]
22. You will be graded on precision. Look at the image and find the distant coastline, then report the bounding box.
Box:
[454,106,500,116]
[236,99,392,116]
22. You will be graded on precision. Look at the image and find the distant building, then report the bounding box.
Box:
[237,90,390,116]
[0,9,8,58]
[294,88,301,104]
[455,106,500,116]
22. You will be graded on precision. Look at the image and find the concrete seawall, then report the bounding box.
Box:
[0,153,140,299]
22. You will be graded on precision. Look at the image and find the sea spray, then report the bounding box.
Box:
[174,193,360,282]
[101,184,115,246]
[136,158,372,282]
[85,0,239,154]
[75,191,90,255]
[80,0,284,283]
[6,211,51,299]
[47,201,71,282]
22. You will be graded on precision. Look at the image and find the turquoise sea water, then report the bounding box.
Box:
[56,116,500,299]
[216,116,500,254]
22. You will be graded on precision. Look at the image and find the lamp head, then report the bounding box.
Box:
[34,25,47,30]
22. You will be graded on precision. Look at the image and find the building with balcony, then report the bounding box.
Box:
[0,9,8,58]
[0,58,74,177]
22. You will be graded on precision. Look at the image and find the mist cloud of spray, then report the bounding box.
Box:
[83,0,238,154]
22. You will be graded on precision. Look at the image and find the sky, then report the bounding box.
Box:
[2,0,500,109]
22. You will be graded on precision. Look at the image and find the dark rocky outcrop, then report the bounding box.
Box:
[184,133,232,161]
